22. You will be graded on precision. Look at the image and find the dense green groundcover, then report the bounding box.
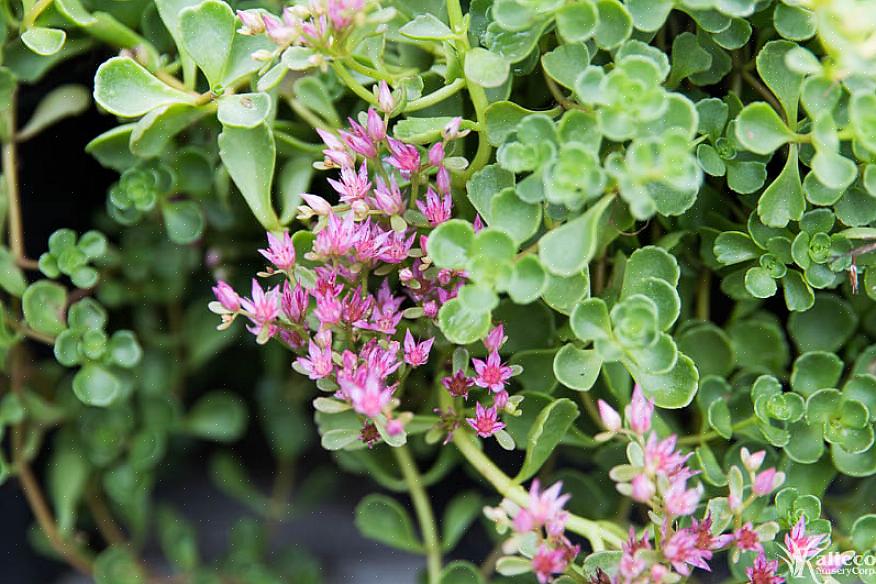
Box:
[1,0,876,582]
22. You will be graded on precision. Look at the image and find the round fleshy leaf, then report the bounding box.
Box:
[553,344,602,391]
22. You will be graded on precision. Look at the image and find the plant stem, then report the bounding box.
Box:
[393,445,442,584]
[742,70,784,121]
[332,61,378,105]
[3,97,25,262]
[21,0,53,29]
[405,79,466,113]
[446,0,492,180]
[451,429,625,551]
[10,349,93,575]
[86,488,127,547]
[677,416,758,446]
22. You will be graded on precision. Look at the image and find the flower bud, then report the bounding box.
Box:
[212,280,240,312]
[626,385,654,435]
[237,10,265,34]
[741,447,766,473]
[598,400,622,432]
[630,474,655,503]
[377,80,395,114]
[752,468,785,496]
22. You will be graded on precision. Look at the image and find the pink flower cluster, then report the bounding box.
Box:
[237,0,367,55]
[485,480,579,583]
[437,324,515,440]
[210,113,469,446]
[600,388,788,582]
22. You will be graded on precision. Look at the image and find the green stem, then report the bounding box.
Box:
[344,58,396,81]
[452,430,624,551]
[393,446,442,584]
[446,0,492,180]
[21,0,52,29]
[332,61,378,105]
[405,79,466,113]
[677,416,758,446]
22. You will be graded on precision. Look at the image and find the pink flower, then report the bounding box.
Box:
[313,212,357,257]
[735,523,763,552]
[240,279,280,340]
[236,10,265,34]
[281,280,309,322]
[403,330,433,367]
[263,13,296,44]
[386,137,421,175]
[483,323,506,353]
[442,371,472,399]
[619,529,651,581]
[436,165,451,194]
[314,290,343,326]
[784,516,827,563]
[630,474,655,503]
[531,545,568,584]
[493,390,509,410]
[300,193,333,216]
[514,480,571,534]
[752,468,784,497]
[328,163,371,203]
[428,142,445,166]
[372,176,405,215]
[346,373,392,418]
[296,338,334,380]
[355,281,404,334]
[212,280,240,311]
[663,479,703,518]
[692,515,734,552]
[626,384,653,434]
[663,527,711,575]
[741,447,766,472]
[377,81,394,113]
[466,402,505,438]
[259,231,296,271]
[746,552,785,584]
[341,288,372,323]
[316,128,354,169]
[416,187,452,226]
[643,434,693,480]
[377,229,415,263]
[339,118,378,158]
[472,351,513,393]
[598,400,622,432]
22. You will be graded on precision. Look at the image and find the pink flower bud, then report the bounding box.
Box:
[236,10,265,34]
[752,468,784,496]
[263,14,296,45]
[377,81,395,113]
[598,400,622,432]
[442,117,469,141]
[428,142,445,167]
[626,385,654,435]
[212,281,241,312]
[741,447,766,473]
[366,108,386,142]
[301,193,333,215]
[386,418,405,436]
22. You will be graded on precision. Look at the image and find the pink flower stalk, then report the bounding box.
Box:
[236,10,265,34]
[752,468,784,496]
[626,385,654,434]
[735,523,763,552]
[513,480,571,534]
[741,448,766,472]
[630,473,655,503]
[416,187,452,226]
[472,351,513,393]
[386,137,421,175]
[372,176,405,215]
[663,528,711,575]
[784,516,827,563]
[598,399,622,432]
[466,402,505,438]
[296,338,334,379]
[313,211,357,257]
[403,330,433,367]
[442,371,472,399]
[663,480,703,517]
[484,324,506,353]
[531,545,568,584]
[328,163,371,203]
[281,280,309,322]
[377,81,394,113]
[240,279,280,339]
[746,552,785,584]
[212,280,240,311]
[346,373,392,418]
[259,231,296,271]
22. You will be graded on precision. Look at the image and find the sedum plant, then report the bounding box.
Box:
[2,0,876,582]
